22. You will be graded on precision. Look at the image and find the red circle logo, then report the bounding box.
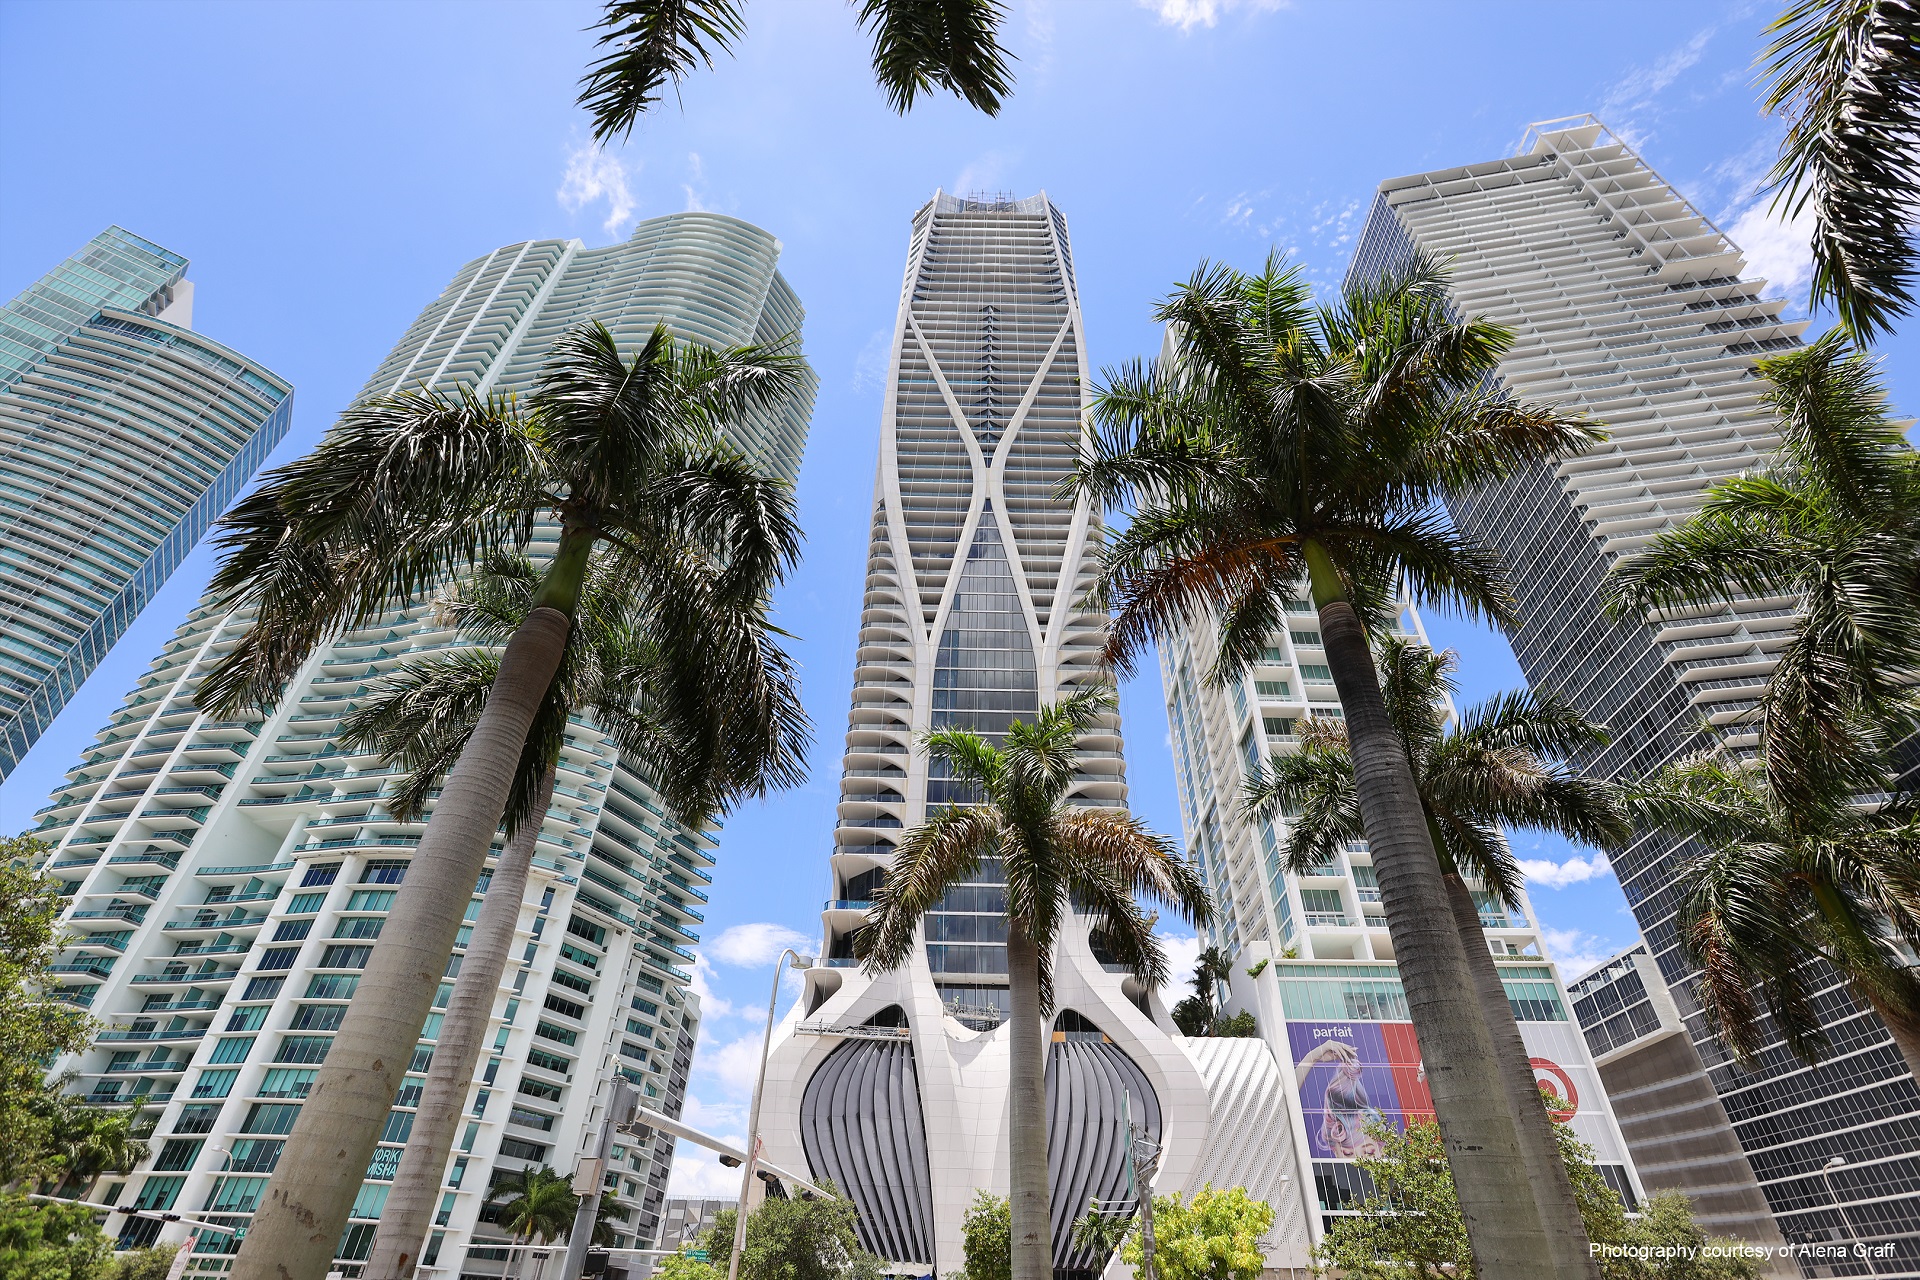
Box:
[1530,1058,1579,1121]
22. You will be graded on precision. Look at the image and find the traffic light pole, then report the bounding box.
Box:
[561,1078,638,1279]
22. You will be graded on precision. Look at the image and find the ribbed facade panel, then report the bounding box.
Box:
[29,212,815,1273]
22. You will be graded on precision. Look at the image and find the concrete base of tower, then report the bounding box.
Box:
[754,918,1314,1276]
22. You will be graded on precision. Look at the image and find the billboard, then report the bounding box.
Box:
[1286,1019,1626,1165]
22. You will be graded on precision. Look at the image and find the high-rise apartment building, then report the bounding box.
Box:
[752,192,1310,1277]
[1570,947,1794,1272]
[31,213,816,1276]
[0,227,294,776]
[1349,116,1918,1265]
[1158,579,1642,1241]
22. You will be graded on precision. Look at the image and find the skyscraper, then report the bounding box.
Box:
[1350,116,1917,1263]
[1157,575,1643,1241]
[0,227,294,775]
[754,193,1308,1277]
[31,212,816,1275]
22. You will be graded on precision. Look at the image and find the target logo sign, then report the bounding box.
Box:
[1529,1058,1579,1121]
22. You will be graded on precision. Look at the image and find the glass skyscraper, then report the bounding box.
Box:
[1349,116,1918,1266]
[754,193,1311,1277]
[0,227,294,776]
[31,213,816,1275]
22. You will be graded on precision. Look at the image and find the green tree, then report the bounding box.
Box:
[1759,0,1920,339]
[1118,1186,1272,1280]
[0,1193,113,1280]
[490,1166,578,1276]
[1627,749,1920,1079]
[702,1188,876,1280]
[654,1251,722,1280]
[0,844,95,1189]
[108,1243,181,1280]
[1068,1202,1130,1273]
[35,1091,151,1196]
[1244,637,1629,1273]
[1608,333,1920,814]
[203,320,808,1280]
[961,1191,1011,1280]
[356,555,805,1279]
[1072,250,1600,1280]
[859,692,1210,1280]
[576,0,1016,146]
[1315,1119,1758,1280]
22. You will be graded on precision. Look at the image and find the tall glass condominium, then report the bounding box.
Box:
[0,227,293,776]
[756,194,1309,1278]
[31,213,816,1275]
[1350,116,1918,1263]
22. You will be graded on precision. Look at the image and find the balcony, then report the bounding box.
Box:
[1304,913,1352,927]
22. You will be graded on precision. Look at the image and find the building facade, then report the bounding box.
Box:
[1158,579,1643,1243]
[752,193,1308,1277]
[1349,116,1918,1268]
[0,226,294,776]
[31,212,816,1276]
[1570,948,1794,1271]
[657,1196,734,1250]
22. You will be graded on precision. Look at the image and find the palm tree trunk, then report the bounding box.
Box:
[365,766,559,1280]
[1442,872,1599,1279]
[1005,919,1053,1280]
[1304,540,1551,1280]
[231,604,576,1280]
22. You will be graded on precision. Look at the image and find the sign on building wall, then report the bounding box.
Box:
[1285,1019,1627,1165]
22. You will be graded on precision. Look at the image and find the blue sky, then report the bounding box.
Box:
[4,0,1913,1197]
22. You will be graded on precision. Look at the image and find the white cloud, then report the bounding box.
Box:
[1519,850,1613,890]
[1601,26,1714,120]
[557,140,636,237]
[1142,0,1287,32]
[669,1146,746,1198]
[690,955,736,1021]
[1158,932,1201,993]
[1539,926,1620,982]
[852,327,893,393]
[707,922,814,968]
[1726,197,1816,302]
[683,150,711,213]
[953,150,1016,198]
[705,1030,770,1097]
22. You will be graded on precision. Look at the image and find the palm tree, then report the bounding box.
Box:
[1628,749,1920,1080]
[1759,0,1920,340]
[858,691,1210,1280]
[354,556,806,1280]
[1070,251,1602,1280]
[39,1090,151,1196]
[491,1165,579,1277]
[205,321,807,1280]
[1608,332,1920,812]
[1191,945,1233,1018]
[577,0,1015,145]
[1244,637,1631,1280]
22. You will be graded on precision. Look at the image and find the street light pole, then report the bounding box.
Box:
[1821,1155,1861,1244]
[728,948,813,1280]
[561,1079,639,1280]
[167,1145,236,1280]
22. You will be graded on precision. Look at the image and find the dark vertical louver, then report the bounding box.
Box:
[1046,1019,1161,1274]
[798,1024,935,1264]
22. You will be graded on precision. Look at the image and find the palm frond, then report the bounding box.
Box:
[856,0,1015,116]
[577,0,747,143]
[1762,0,1920,340]
[860,805,1003,973]
[1051,808,1210,932]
